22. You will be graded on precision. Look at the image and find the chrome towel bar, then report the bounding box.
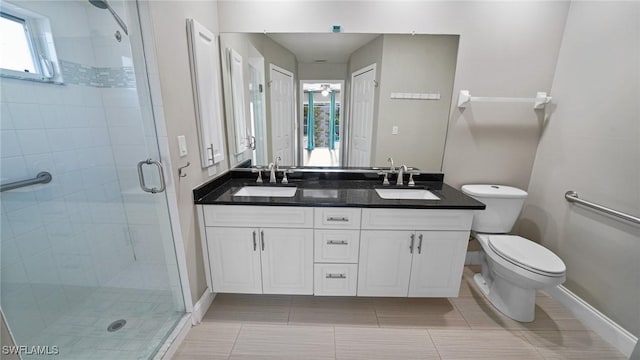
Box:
[565,191,640,225]
[0,172,52,193]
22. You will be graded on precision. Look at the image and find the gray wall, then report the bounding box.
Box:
[375,34,458,171]
[298,63,347,80]
[517,1,640,336]
[147,0,226,305]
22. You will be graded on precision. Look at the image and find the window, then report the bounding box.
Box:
[0,3,61,83]
[0,12,38,73]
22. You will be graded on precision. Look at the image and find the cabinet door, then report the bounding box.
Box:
[260,228,313,295]
[206,227,262,294]
[357,230,414,297]
[408,231,469,297]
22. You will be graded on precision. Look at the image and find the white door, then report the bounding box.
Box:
[269,64,295,165]
[260,228,313,294]
[357,230,413,297]
[206,227,262,294]
[348,64,376,166]
[229,48,249,154]
[248,63,267,165]
[408,231,469,297]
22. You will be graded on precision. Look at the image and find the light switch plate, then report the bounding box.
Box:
[177,135,188,157]
[392,126,399,135]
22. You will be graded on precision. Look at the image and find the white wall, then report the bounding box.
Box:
[517,1,640,336]
[217,0,570,189]
[147,0,226,305]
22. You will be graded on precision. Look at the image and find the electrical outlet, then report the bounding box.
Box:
[177,135,188,157]
[392,126,399,135]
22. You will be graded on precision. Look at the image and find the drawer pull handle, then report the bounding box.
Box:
[252,231,257,251]
[417,234,423,254]
[327,216,349,222]
[326,273,346,279]
[327,240,349,245]
[410,234,415,254]
[261,230,265,251]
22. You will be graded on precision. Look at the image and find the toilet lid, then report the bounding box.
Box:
[488,235,566,275]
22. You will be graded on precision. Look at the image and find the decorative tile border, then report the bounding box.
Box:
[60,60,136,88]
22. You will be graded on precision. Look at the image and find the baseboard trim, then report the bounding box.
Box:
[545,285,638,357]
[155,313,191,360]
[465,250,482,265]
[191,288,216,325]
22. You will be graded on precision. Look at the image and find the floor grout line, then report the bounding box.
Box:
[226,322,243,359]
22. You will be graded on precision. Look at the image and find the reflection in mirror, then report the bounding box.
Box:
[303,82,342,167]
[219,33,459,171]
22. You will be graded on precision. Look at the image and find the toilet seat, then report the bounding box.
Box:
[487,235,566,277]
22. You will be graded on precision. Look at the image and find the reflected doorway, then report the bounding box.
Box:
[302,81,343,167]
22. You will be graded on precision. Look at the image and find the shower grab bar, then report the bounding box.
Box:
[0,172,52,193]
[565,191,640,225]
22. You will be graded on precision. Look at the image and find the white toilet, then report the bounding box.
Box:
[461,184,566,322]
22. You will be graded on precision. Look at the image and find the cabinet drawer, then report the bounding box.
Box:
[204,205,313,228]
[314,230,360,263]
[314,208,361,229]
[314,264,358,296]
[361,209,473,230]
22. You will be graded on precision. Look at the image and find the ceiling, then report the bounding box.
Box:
[266,33,380,63]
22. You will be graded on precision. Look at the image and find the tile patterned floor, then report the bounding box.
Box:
[174,267,627,359]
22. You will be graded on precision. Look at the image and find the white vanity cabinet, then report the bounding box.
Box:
[358,209,473,297]
[203,206,314,295]
[200,204,474,298]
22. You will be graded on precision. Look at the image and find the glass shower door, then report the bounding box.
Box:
[0,1,185,359]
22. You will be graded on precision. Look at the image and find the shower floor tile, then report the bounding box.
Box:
[20,286,183,360]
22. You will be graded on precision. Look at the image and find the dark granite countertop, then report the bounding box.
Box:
[193,169,485,210]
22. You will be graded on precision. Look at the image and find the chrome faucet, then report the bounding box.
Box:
[387,157,395,173]
[397,165,408,186]
[268,156,281,184]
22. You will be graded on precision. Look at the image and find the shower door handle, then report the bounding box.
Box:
[137,158,167,193]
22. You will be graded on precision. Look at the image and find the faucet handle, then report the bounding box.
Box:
[387,157,395,173]
[252,167,264,183]
[408,173,415,187]
[378,171,390,185]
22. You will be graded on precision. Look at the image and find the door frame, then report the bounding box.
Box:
[298,79,345,167]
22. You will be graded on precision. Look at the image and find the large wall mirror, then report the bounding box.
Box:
[218,33,459,171]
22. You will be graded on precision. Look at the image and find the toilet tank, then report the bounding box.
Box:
[461,185,528,233]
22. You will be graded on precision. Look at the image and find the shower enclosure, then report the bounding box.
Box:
[1,1,186,359]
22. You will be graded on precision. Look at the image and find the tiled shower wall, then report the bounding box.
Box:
[0,0,170,341]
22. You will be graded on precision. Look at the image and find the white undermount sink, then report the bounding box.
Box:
[233,186,297,197]
[375,188,440,200]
